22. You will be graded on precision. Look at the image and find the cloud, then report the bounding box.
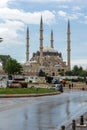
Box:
[58,10,78,20]
[81,15,87,24]
[0,8,55,24]
[12,0,87,6]
[4,0,87,7]
[58,10,67,17]
[72,6,81,11]
[0,20,24,47]
[16,0,72,3]
[0,0,16,8]
[71,0,87,5]
[0,0,9,7]
[58,5,69,9]
[0,7,55,48]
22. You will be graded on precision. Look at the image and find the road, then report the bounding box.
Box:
[0,91,87,130]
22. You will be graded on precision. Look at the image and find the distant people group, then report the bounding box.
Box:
[52,79,75,91]
[68,81,73,89]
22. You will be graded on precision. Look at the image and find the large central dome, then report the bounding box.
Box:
[32,44,62,58]
[43,45,57,53]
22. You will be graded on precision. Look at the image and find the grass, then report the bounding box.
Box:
[0,88,57,94]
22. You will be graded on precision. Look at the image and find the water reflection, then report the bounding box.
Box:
[66,98,70,119]
[36,102,57,130]
[23,109,29,130]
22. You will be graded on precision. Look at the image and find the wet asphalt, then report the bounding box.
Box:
[0,91,87,130]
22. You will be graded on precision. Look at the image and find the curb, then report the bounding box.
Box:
[0,92,60,98]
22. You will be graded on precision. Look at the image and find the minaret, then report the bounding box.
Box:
[39,16,43,65]
[50,30,54,48]
[26,26,29,62]
[67,20,71,71]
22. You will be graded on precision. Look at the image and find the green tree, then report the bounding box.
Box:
[59,70,65,76]
[0,55,11,68]
[72,65,83,76]
[79,71,87,77]
[45,76,53,84]
[65,71,72,76]
[4,58,22,74]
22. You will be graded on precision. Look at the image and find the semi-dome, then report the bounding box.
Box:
[43,45,57,53]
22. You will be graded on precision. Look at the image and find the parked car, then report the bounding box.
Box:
[50,83,63,92]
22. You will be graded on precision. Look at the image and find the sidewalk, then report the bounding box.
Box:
[64,82,87,91]
[62,83,87,130]
[65,113,87,130]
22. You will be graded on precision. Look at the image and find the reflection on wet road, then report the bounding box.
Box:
[0,91,87,130]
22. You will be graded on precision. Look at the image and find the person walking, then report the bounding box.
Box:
[72,82,73,89]
[69,81,71,89]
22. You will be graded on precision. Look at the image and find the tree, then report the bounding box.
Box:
[59,70,65,76]
[45,76,53,84]
[72,65,83,76]
[0,55,11,69]
[65,70,72,76]
[79,71,87,77]
[4,58,22,74]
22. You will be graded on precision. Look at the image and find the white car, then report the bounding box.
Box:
[50,83,64,92]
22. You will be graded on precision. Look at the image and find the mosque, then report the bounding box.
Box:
[23,17,71,76]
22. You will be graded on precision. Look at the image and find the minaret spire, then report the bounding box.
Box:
[50,30,54,48]
[67,19,71,70]
[26,26,29,62]
[39,16,43,65]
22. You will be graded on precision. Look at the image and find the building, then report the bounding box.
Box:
[23,17,71,76]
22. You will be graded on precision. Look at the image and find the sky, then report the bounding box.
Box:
[0,0,87,69]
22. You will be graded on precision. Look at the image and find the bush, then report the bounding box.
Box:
[45,76,53,84]
[29,80,32,83]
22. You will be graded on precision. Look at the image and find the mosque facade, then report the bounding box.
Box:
[23,17,71,76]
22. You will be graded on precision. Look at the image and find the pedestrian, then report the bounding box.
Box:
[72,83,73,88]
[69,81,71,89]
[69,84,71,89]
[60,83,63,92]
[58,81,63,92]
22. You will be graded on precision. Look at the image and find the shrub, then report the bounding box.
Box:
[29,80,32,83]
